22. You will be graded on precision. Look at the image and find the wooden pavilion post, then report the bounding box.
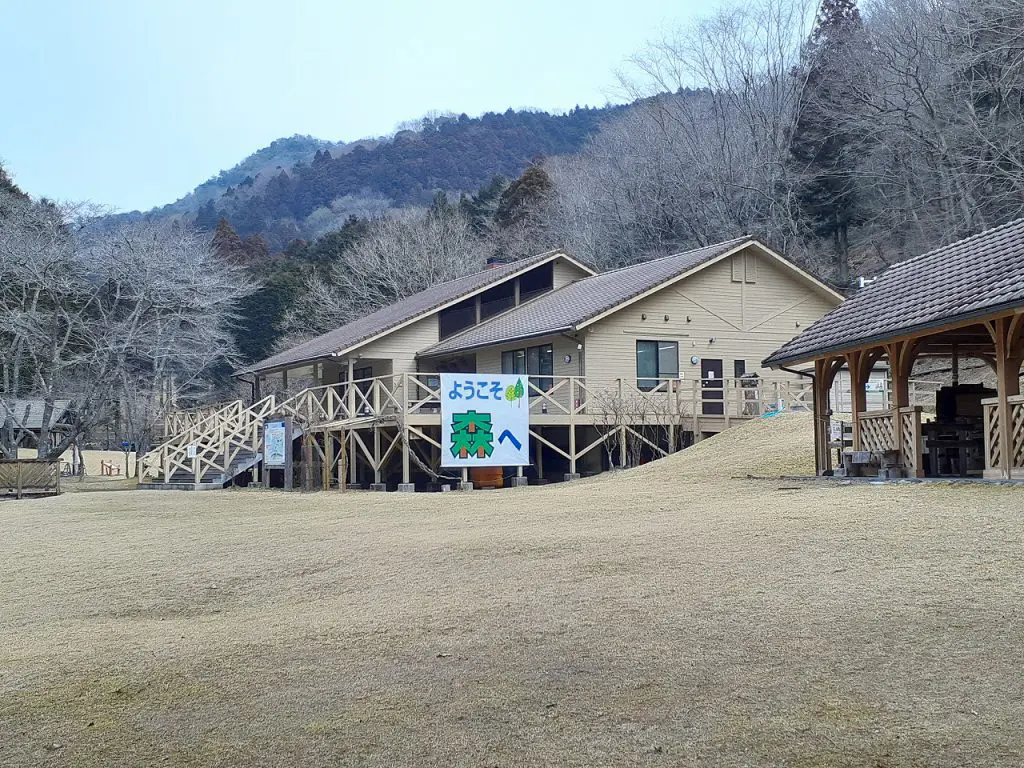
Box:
[845,350,866,451]
[813,358,831,475]
[813,356,845,475]
[885,339,919,472]
[986,316,1024,479]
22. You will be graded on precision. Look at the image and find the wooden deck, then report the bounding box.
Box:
[142,374,814,488]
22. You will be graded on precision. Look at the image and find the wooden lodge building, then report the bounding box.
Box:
[765,219,1024,481]
[143,238,843,489]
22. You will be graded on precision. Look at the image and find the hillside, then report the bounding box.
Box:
[109,106,625,248]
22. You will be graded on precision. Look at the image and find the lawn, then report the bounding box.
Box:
[2,415,1022,766]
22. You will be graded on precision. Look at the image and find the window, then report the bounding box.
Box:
[518,262,554,303]
[480,281,515,320]
[636,340,679,391]
[731,254,743,282]
[502,343,553,393]
[734,360,746,379]
[438,297,477,339]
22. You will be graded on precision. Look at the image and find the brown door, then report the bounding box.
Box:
[701,358,724,415]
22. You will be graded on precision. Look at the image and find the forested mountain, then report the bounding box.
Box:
[115,106,624,249]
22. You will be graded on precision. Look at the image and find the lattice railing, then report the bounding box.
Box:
[899,407,923,476]
[859,410,896,453]
[982,395,1024,474]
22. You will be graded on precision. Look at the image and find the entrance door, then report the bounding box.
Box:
[701,358,724,415]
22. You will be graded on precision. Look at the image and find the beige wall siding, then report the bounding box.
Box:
[553,256,591,290]
[475,334,583,413]
[354,315,440,376]
[583,246,839,390]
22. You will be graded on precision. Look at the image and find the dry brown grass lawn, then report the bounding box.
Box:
[2,414,1023,767]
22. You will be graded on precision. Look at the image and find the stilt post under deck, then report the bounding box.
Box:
[619,425,626,468]
[534,428,544,480]
[323,431,334,490]
[401,427,411,484]
[373,425,382,484]
[349,432,357,486]
[338,429,347,492]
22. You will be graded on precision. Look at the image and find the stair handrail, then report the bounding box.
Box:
[141,395,277,482]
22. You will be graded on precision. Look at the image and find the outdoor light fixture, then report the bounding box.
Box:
[664,314,669,322]
[641,313,647,320]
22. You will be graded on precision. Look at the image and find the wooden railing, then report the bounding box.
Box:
[982,395,1024,476]
[0,459,62,498]
[143,373,817,484]
[856,406,923,476]
[163,400,242,437]
[859,409,897,453]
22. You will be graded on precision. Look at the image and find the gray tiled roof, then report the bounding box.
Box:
[764,218,1024,367]
[0,399,73,431]
[241,251,573,374]
[420,238,749,357]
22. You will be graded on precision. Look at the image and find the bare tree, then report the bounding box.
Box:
[543,0,817,271]
[279,206,489,346]
[0,188,254,460]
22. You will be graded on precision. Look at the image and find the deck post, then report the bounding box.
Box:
[619,425,626,468]
[691,381,700,438]
[401,427,411,485]
[373,425,382,484]
[323,431,334,490]
[337,429,347,492]
[568,424,578,478]
[346,359,356,417]
[349,431,357,486]
[535,428,544,480]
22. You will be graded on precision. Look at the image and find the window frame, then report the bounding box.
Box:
[501,342,553,394]
[636,340,679,392]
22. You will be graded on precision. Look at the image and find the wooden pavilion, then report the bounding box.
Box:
[765,219,1024,480]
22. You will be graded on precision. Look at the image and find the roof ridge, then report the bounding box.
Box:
[596,237,749,276]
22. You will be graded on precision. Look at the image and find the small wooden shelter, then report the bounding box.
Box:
[765,219,1024,480]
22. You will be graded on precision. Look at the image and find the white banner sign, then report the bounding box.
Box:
[440,373,530,467]
[264,420,287,467]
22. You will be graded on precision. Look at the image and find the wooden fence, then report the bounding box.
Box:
[0,459,62,498]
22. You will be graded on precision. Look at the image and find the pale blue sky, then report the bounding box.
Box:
[2,0,710,212]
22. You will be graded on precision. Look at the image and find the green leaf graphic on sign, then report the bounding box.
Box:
[450,410,494,459]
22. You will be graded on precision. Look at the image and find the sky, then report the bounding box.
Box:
[1,0,712,212]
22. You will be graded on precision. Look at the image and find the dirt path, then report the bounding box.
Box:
[2,415,1022,766]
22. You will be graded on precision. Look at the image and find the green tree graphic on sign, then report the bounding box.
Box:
[504,378,525,406]
[450,410,495,458]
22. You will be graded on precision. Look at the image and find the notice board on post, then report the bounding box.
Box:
[440,374,530,467]
[264,419,289,467]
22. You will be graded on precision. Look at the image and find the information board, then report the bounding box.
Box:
[440,373,530,467]
[264,420,288,467]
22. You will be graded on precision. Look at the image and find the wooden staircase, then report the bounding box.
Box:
[139,385,358,490]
